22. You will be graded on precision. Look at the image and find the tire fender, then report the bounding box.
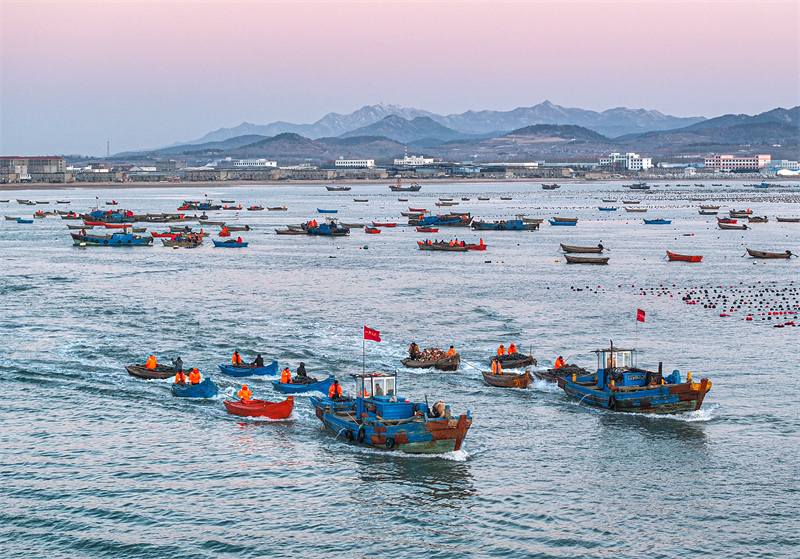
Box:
[357,427,366,444]
[385,437,396,450]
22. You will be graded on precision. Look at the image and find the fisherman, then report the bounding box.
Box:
[329,380,343,399]
[232,351,243,366]
[508,344,517,355]
[280,367,292,384]
[497,344,506,356]
[296,362,307,379]
[237,237,242,243]
[238,384,252,403]
[409,343,421,359]
[188,368,201,384]
[174,370,187,386]
[252,354,264,368]
[491,358,502,375]
[446,346,456,358]
[145,355,158,369]
[554,356,565,370]
[173,356,183,373]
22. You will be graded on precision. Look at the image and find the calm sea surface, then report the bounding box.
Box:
[1,181,799,558]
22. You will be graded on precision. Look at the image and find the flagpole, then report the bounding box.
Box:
[363,335,365,375]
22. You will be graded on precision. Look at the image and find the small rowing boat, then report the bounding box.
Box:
[560,243,604,253]
[666,251,703,262]
[371,222,397,227]
[776,217,800,223]
[218,361,279,377]
[223,396,294,419]
[275,229,307,235]
[365,227,381,234]
[564,255,609,264]
[271,376,335,394]
[747,216,768,223]
[417,241,468,252]
[624,207,648,212]
[212,239,249,247]
[267,206,288,211]
[416,226,439,233]
[746,248,794,259]
[317,208,338,213]
[718,222,748,230]
[481,370,532,388]
[643,219,671,225]
[549,219,576,226]
[171,378,219,398]
[126,364,180,380]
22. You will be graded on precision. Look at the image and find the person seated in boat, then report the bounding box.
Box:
[238,384,252,403]
[497,344,506,356]
[145,355,158,369]
[296,362,307,379]
[221,226,229,234]
[232,351,243,366]
[188,368,201,384]
[446,346,456,358]
[554,356,565,370]
[491,358,502,375]
[329,380,343,399]
[173,356,183,373]
[409,343,421,359]
[280,367,292,384]
[174,371,187,386]
[80,229,87,236]
[449,240,455,246]
[508,344,517,355]
[252,354,264,368]
[237,237,242,243]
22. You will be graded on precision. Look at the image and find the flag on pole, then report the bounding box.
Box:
[363,326,381,342]
[636,309,646,322]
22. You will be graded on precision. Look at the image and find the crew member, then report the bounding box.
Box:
[188,368,201,384]
[252,354,264,368]
[491,358,502,375]
[174,371,187,386]
[445,346,456,358]
[329,380,342,399]
[409,343,420,359]
[508,344,517,355]
[173,356,183,373]
[232,351,243,366]
[554,356,566,370]
[238,384,252,403]
[497,344,506,356]
[237,237,242,243]
[296,362,307,379]
[280,367,292,384]
[145,355,157,369]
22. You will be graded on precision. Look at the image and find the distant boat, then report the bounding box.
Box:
[326,186,351,191]
[564,255,609,264]
[643,219,671,225]
[598,206,617,211]
[745,248,794,259]
[389,179,422,192]
[666,251,702,262]
[317,208,338,213]
[560,243,604,253]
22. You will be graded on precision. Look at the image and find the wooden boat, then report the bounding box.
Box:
[247,205,265,211]
[325,186,351,191]
[71,232,152,246]
[125,364,179,380]
[162,237,202,247]
[666,250,703,262]
[0,199,9,203]
[461,198,470,201]
[622,200,640,204]
[267,206,288,211]
[408,207,427,212]
[339,222,365,228]
[482,370,532,389]
[522,218,544,224]
[478,197,490,200]
[417,241,468,252]
[624,207,648,212]
[472,219,538,231]
[56,200,71,204]
[746,248,794,259]
[730,209,753,217]
[4,216,19,220]
[389,179,422,192]
[416,226,439,233]
[698,210,718,215]
[565,255,609,264]
[17,218,34,223]
[500,197,512,201]
[602,199,617,203]
[747,216,768,223]
[275,229,307,235]
[717,217,737,224]
[557,345,712,414]
[171,378,219,398]
[223,396,294,419]
[549,219,577,226]
[212,239,249,247]
[371,222,397,227]
[218,360,279,377]
[271,376,335,394]
[220,199,235,203]
[401,353,461,371]
[776,217,800,222]
[151,231,179,238]
[353,199,368,203]
[436,202,459,207]
[598,206,617,211]
[222,205,242,211]
[307,223,349,236]
[67,224,92,229]
[560,243,604,253]
[542,184,560,190]
[225,225,251,232]
[199,220,225,226]
[465,242,487,251]
[169,225,193,233]
[700,205,720,210]
[317,208,338,213]
[551,217,578,223]
[365,227,382,234]
[401,211,424,217]
[105,201,118,205]
[496,353,537,369]
[439,198,453,201]
[534,364,592,383]
[718,222,748,230]
[643,219,671,225]
[397,198,408,202]
[311,372,471,454]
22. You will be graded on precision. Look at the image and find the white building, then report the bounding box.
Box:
[599,152,652,171]
[394,154,435,166]
[334,159,374,168]
[765,160,798,170]
[233,159,277,167]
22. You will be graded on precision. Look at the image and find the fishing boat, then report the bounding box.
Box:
[16,218,34,223]
[311,372,471,453]
[500,196,512,201]
[105,201,118,206]
[628,183,651,190]
[353,199,368,203]
[496,353,537,369]
[465,241,487,251]
[71,232,153,246]
[67,224,92,229]
[416,226,439,233]
[218,360,279,377]
[339,222,365,228]
[56,200,70,204]
[549,219,577,226]
[534,364,593,383]
[551,217,578,223]
[717,217,737,224]
[700,205,720,210]
[401,353,461,371]
[439,198,453,201]
[199,220,226,226]
[247,205,265,211]
[560,243,604,253]
[542,184,560,190]
[220,199,235,203]
[212,239,249,247]
[776,217,800,223]
[162,237,202,247]
[747,216,768,223]
[271,376,335,394]
[267,206,288,211]
[60,214,80,220]
[408,206,429,212]
[478,197,490,200]
[223,396,294,419]
[598,206,617,211]
[417,241,468,252]
[410,214,473,227]
[481,370,532,388]
[471,219,538,231]
[564,255,609,264]
[225,225,251,232]
[197,202,222,211]
[151,231,179,238]
[388,179,422,192]
[557,344,712,414]
[745,249,794,259]
[275,229,307,235]
[643,219,671,225]
[325,186,351,191]
[4,216,19,221]
[461,198,470,201]
[371,222,397,227]
[666,251,703,262]
[718,222,748,230]
[365,227,382,234]
[698,210,718,215]
[317,208,338,214]
[624,207,648,213]
[222,205,242,211]
[622,200,640,204]
[729,209,753,217]
[307,222,349,236]
[171,378,219,398]
[436,202,459,207]
[522,218,544,225]
[601,199,617,203]
[397,198,409,202]
[125,364,180,380]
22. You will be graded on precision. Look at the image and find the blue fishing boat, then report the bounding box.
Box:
[197,202,222,210]
[643,219,671,225]
[212,239,249,247]
[549,219,577,226]
[317,208,338,214]
[311,372,472,454]
[70,231,152,246]
[598,207,617,211]
[557,343,712,414]
[16,218,34,223]
[471,219,538,231]
[307,222,349,236]
[218,360,279,377]
[272,375,336,394]
[171,378,219,398]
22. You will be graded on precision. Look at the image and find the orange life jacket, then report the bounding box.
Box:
[329,382,342,398]
[491,361,502,375]
[188,368,201,384]
[508,344,517,354]
[497,345,506,356]
[174,372,186,384]
[238,386,252,402]
[281,369,292,383]
[446,348,456,357]
[232,352,242,365]
[145,356,157,369]
[554,358,565,370]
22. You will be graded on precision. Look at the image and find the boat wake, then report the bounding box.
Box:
[646,403,720,423]
[532,379,562,393]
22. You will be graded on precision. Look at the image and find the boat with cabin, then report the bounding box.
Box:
[71,231,152,246]
[389,179,422,192]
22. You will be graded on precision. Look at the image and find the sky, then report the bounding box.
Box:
[1,0,798,156]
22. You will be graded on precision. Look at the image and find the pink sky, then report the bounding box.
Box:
[2,1,798,155]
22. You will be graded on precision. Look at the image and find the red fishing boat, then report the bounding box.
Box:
[466,241,488,251]
[416,226,439,233]
[223,396,294,419]
[151,231,179,238]
[83,220,106,226]
[408,207,427,212]
[666,250,703,262]
[365,227,382,234]
[371,222,397,227]
[717,217,737,224]
[103,223,129,229]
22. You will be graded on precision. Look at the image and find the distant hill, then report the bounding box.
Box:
[506,124,611,142]
[341,115,474,143]
[680,106,799,131]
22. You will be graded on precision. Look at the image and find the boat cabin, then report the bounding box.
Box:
[353,373,418,420]
[594,347,647,388]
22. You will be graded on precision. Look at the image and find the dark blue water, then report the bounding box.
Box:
[1,182,799,558]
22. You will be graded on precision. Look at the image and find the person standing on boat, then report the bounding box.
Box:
[508,344,517,355]
[174,371,187,386]
[409,343,421,359]
[145,355,158,369]
[296,362,307,379]
[252,354,264,368]
[491,359,502,375]
[188,368,201,385]
[554,356,565,370]
[497,344,506,356]
[329,380,342,399]
[280,368,292,384]
[232,351,243,366]
[446,346,456,358]
[238,384,252,403]
[173,356,183,374]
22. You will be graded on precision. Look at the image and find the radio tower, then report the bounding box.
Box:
[106,141,110,158]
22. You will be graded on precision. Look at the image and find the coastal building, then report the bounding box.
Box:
[394,154,435,166]
[233,159,277,168]
[599,153,653,171]
[704,154,771,170]
[764,159,798,170]
[334,158,375,168]
[0,156,68,183]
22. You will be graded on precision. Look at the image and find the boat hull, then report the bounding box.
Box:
[401,354,460,371]
[565,255,609,264]
[557,377,712,414]
[271,376,335,394]
[224,396,294,418]
[481,371,532,388]
[218,360,279,377]
[666,251,703,262]
[171,378,219,398]
[496,354,537,369]
[126,364,178,380]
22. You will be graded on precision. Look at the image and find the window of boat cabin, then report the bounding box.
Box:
[597,350,633,369]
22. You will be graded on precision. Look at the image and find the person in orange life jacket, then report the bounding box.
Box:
[145,355,157,369]
[446,346,456,358]
[174,371,187,386]
[280,368,292,384]
[329,380,342,399]
[238,384,252,402]
[188,368,201,384]
[232,351,242,366]
[554,356,565,370]
[497,344,506,356]
[491,359,502,375]
[508,344,518,355]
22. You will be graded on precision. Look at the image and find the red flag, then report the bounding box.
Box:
[363,326,381,342]
[636,309,646,322]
